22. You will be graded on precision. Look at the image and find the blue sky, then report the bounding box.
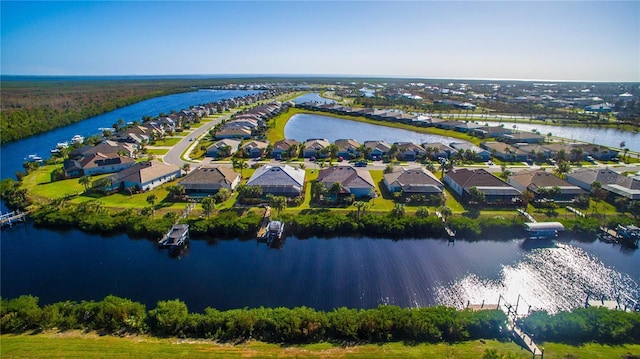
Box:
[1,1,638,81]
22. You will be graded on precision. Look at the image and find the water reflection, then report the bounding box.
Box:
[435,242,638,314]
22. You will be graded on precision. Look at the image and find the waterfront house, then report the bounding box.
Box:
[566,168,640,200]
[271,139,301,159]
[481,141,529,162]
[454,122,484,133]
[508,169,586,202]
[334,139,362,159]
[303,139,330,158]
[384,167,444,196]
[394,142,426,161]
[240,140,269,158]
[71,140,136,159]
[444,168,521,204]
[63,152,136,178]
[422,142,455,160]
[106,160,182,192]
[246,164,306,197]
[471,126,512,138]
[206,139,242,158]
[568,144,619,161]
[179,165,240,197]
[364,140,391,160]
[499,132,545,144]
[316,166,376,199]
[449,142,491,162]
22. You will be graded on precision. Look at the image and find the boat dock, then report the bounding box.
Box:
[469,295,543,357]
[256,206,272,239]
[158,224,189,248]
[435,211,456,240]
[0,210,29,228]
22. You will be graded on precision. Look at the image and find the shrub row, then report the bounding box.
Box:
[519,307,640,344]
[0,295,507,343]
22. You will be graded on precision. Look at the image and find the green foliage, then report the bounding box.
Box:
[520,307,640,344]
[2,295,511,344]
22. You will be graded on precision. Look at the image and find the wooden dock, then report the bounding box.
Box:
[256,206,272,239]
[435,211,456,240]
[0,210,28,228]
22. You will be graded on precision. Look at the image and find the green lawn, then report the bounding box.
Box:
[146,148,169,155]
[2,333,638,359]
[150,137,182,147]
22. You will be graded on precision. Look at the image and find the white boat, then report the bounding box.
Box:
[56,142,69,148]
[267,220,284,240]
[25,154,43,162]
[71,135,84,143]
[158,224,189,248]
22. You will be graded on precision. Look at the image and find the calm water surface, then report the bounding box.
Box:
[1,223,637,313]
[285,114,465,145]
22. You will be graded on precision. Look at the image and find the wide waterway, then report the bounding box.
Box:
[1,222,638,313]
[0,89,258,180]
[1,90,638,314]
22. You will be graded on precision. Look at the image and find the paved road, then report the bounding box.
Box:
[162,111,238,168]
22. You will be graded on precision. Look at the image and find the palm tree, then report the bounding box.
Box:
[554,160,571,179]
[353,201,370,220]
[182,163,191,173]
[267,194,287,217]
[329,182,344,203]
[78,175,91,192]
[439,206,452,222]
[201,197,215,218]
[146,194,157,218]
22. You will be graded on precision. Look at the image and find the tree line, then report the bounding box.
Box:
[0,294,506,343]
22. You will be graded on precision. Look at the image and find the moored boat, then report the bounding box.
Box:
[267,220,284,240]
[159,224,189,248]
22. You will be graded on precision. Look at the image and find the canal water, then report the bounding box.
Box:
[1,90,638,314]
[1,222,637,313]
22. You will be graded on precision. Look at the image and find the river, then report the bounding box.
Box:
[1,90,638,314]
[0,89,258,180]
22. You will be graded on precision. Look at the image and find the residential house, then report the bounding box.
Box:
[70,140,136,159]
[271,139,301,159]
[303,139,330,158]
[63,152,136,178]
[364,140,391,160]
[394,142,426,161]
[481,142,529,162]
[105,160,182,192]
[334,139,361,159]
[384,167,444,196]
[449,142,491,162]
[215,126,252,139]
[240,140,269,158]
[508,169,586,202]
[569,144,619,161]
[316,166,376,199]
[567,168,640,200]
[454,122,484,133]
[444,168,521,204]
[499,132,545,144]
[179,165,240,197]
[206,139,242,158]
[471,126,512,138]
[246,164,306,197]
[422,142,455,160]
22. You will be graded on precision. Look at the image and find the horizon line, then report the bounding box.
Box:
[1,73,638,84]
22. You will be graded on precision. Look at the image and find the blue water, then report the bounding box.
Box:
[285,113,465,145]
[291,93,335,104]
[1,222,637,313]
[0,90,257,179]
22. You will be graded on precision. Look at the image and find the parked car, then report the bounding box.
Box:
[355,161,368,167]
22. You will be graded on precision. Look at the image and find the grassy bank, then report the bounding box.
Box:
[2,333,639,359]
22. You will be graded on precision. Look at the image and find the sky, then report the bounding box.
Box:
[1,1,639,81]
